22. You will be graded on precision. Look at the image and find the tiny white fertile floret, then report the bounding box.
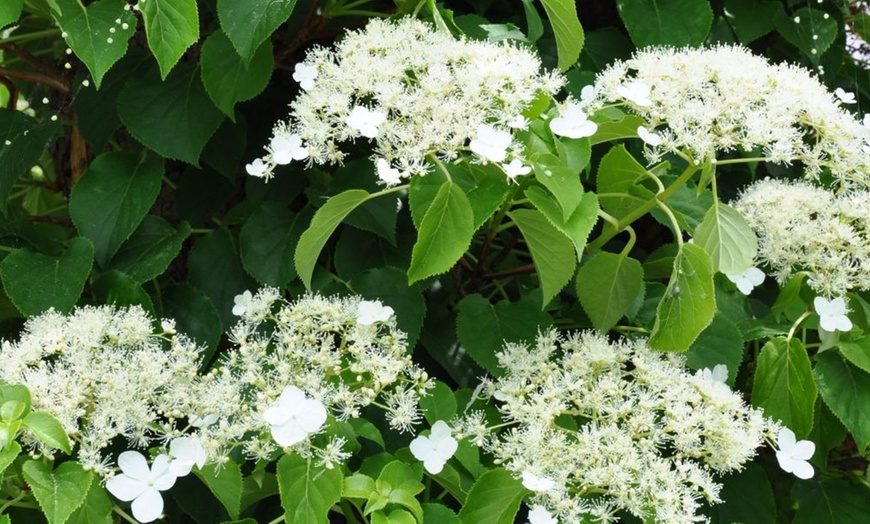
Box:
[549,103,597,139]
[814,296,852,332]
[357,300,394,325]
[263,385,328,447]
[409,420,458,474]
[105,451,176,523]
[726,266,765,295]
[775,427,815,479]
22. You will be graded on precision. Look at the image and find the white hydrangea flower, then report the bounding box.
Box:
[834,87,856,104]
[700,364,728,384]
[270,134,308,164]
[263,385,328,447]
[357,299,395,325]
[189,413,218,428]
[409,420,458,474]
[501,158,531,180]
[528,506,558,524]
[292,62,318,91]
[168,437,207,477]
[376,158,403,186]
[245,158,268,178]
[734,179,870,297]
[232,290,253,316]
[249,17,563,180]
[616,80,652,107]
[522,471,556,492]
[549,103,597,139]
[814,296,853,333]
[775,427,815,479]
[470,124,512,163]
[637,125,663,146]
[590,46,870,186]
[106,452,176,523]
[726,266,765,295]
[346,106,386,138]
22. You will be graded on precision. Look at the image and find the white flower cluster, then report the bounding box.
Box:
[464,330,771,524]
[248,17,563,183]
[733,178,870,297]
[0,306,203,477]
[193,289,432,464]
[589,45,870,186]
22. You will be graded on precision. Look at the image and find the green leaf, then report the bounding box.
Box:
[420,381,457,425]
[684,313,744,386]
[774,8,838,62]
[596,144,651,224]
[771,273,807,321]
[723,0,782,44]
[0,237,93,316]
[710,463,774,524]
[616,0,713,47]
[839,337,870,375]
[50,0,136,88]
[141,0,199,78]
[108,216,191,283]
[457,468,525,524]
[195,461,243,520]
[576,252,643,333]
[526,186,598,259]
[188,229,253,330]
[408,182,475,284]
[218,0,299,61]
[450,163,511,230]
[0,0,23,28]
[539,0,584,71]
[808,399,846,470]
[422,503,461,524]
[241,202,308,287]
[277,454,343,524]
[69,152,164,267]
[793,478,870,524]
[344,474,376,499]
[117,62,225,165]
[0,442,21,475]
[693,202,756,275]
[456,294,552,376]
[22,460,93,524]
[201,30,273,119]
[589,114,646,145]
[0,109,60,214]
[509,208,576,308]
[0,384,31,418]
[531,154,585,221]
[23,411,71,454]
[554,136,591,174]
[815,352,870,453]
[751,337,816,438]
[67,483,113,524]
[161,284,222,363]
[295,189,370,290]
[648,243,716,351]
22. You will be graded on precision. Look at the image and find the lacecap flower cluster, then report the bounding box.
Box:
[247,17,564,183]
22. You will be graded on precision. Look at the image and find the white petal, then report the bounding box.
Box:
[409,435,432,462]
[744,267,766,285]
[271,421,308,446]
[422,456,446,474]
[263,405,292,426]
[792,440,816,461]
[298,398,328,432]
[777,427,797,449]
[118,451,151,480]
[169,458,193,478]
[279,385,307,406]
[131,488,164,523]
[106,474,147,502]
[791,460,815,479]
[775,450,795,473]
[433,435,458,461]
[430,420,452,439]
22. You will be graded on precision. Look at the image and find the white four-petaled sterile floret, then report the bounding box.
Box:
[292,62,318,91]
[106,451,177,523]
[409,420,458,474]
[470,124,512,163]
[775,427,815,479]
[814,296,853,333]
[549,102,597,139]
[726,266,766,295]
[263,385,328,447]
